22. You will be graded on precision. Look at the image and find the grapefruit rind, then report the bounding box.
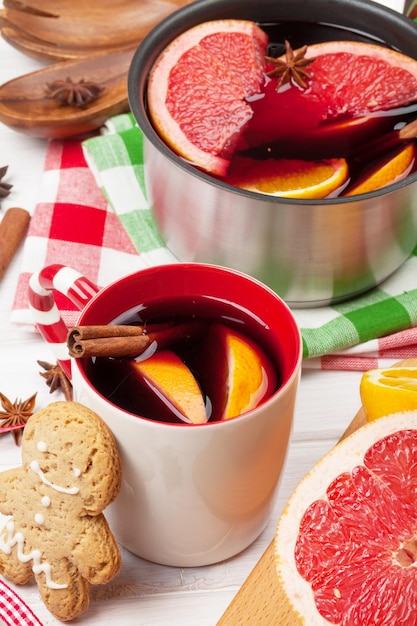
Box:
[274,410,417,625]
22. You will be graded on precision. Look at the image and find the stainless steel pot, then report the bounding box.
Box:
[128,0,417,307]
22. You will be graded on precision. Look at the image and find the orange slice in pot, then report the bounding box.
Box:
[344,143,417,195]
[226,156,349,198]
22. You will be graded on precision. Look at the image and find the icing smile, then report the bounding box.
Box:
[29,460,79,495]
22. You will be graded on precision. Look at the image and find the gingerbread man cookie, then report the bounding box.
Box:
[0,401,122,621]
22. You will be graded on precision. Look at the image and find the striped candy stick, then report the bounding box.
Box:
[28,265,99,379]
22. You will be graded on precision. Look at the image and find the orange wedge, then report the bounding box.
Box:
[201,324,277,420]
[134,349,207,424]
[344,142,417,195]
[226,156,349,199]
[360,366,417,421]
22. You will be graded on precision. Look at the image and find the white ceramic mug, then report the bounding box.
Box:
[29,263,302,566]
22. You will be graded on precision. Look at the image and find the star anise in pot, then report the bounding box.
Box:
[0,392,37,445]
[266,40,316,90]
[0,165,13,199]
[45,77,104,108]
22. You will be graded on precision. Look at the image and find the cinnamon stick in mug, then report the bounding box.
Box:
[67,321,207,358]
[70,325,146,340]
[0,207,30,281]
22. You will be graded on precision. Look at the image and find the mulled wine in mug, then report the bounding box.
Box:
[29,263,301,566]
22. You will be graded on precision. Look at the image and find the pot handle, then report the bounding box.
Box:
[28,264,99,380]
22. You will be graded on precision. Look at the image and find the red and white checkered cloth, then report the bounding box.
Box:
[306,326,417,370]
[11,137,146,331]
[0,580,43,626]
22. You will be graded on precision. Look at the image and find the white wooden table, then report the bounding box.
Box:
[0,1,404,623]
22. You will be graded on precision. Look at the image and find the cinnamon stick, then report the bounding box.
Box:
[67,321,207,358]
[69,324,145,341]
[0,207,30,281]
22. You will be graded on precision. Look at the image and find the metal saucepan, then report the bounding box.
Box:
[128,0,417,307]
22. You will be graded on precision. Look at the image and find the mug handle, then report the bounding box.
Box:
[28,264,99,380]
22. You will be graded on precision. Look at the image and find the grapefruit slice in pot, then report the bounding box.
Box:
[147,19,268,175]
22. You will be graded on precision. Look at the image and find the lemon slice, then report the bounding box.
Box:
[360,366,417,421]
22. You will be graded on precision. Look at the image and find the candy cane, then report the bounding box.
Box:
[0,579,44,626]
[28,264,99,380]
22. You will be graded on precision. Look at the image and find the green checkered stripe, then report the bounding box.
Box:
[83,114,173,259]
[300,247,417,358]
[83,114,417,361]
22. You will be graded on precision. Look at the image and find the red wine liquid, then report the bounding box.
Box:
[82,295,281,424]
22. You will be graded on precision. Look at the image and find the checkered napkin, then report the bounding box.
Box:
[11,135,149,330]
[0,580,43,626]
[11,114,417,370]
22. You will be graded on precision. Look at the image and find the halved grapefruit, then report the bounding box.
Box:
[147,19,268,175]
[245,39,417,151]
[275,410,417,625]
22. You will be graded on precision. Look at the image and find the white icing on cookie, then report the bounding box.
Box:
[30,460,79,495]
[41,495,51,507]
[37,441,48,453]
[73,467,81,477]
[34,513,45,526]
[0,520,67,589]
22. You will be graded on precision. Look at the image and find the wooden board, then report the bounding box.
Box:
[218,356,417,625]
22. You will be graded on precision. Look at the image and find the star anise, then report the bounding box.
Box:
[265,40,316,90]
[38,360,73,401]
[0,392,37,445]
[45,77,104,108]
[0,165,13,199]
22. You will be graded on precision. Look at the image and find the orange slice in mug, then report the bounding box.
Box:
[200,323,278,420]
[134,349,207,424]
